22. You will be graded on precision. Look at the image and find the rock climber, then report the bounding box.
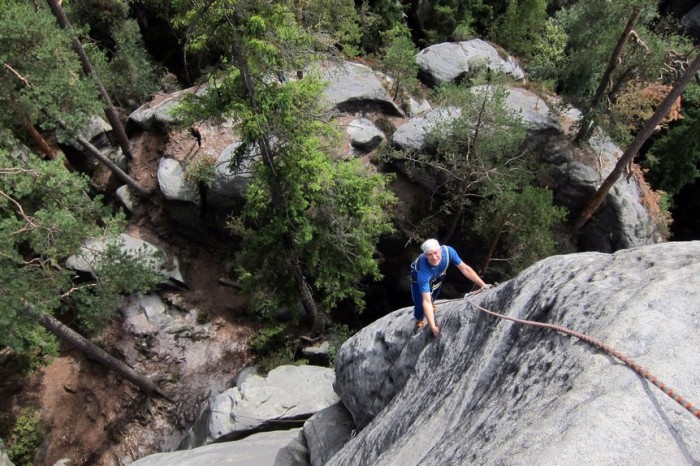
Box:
[410,238,491,336]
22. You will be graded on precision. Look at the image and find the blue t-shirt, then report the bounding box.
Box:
[412,245,463,293]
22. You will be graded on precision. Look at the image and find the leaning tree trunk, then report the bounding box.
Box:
[5,63,151,198]
[573,50,700,230]
[575,6,642,143]
[55,121,151,198]
[24,121,57,160]
[45,0,134,161]
[26,303,172,401]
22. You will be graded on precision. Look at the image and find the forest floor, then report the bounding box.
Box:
[0,122,262,466]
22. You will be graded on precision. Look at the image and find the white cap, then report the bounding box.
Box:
[421,239,440,254]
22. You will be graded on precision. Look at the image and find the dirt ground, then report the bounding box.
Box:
[0,121,261,466]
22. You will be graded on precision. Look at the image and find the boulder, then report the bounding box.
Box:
[121,294,186,335]
[116,184,146,216]
[682,4,700,40]
[65,233,185,287]
[207,141,257,210]
[544,131,662,251]
[470,85,561,136]
[127,85,208,132]
[181,365,339,448]
[320,62,404,117]
[330,241,700,465]
[157,158,199,203]
[416,40,524,87]
[303,403,355,466]
[346,118,384,152]
[129,429,306,466]
[391,106,461,152]
[0,439,13,466]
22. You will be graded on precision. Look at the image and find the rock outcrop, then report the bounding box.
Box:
[66,233,185,287]
[180,365,338,449]
[330,241,700,465]
[416,39,524,86]
[130,429,305,466]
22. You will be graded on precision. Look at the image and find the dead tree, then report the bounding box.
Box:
[573,49,700,230]
[575,6,642,143]
[26,302,172,401]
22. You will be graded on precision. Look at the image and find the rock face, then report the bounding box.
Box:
[129,429,305,466]
[331,241,700,465]
[0,440,13,466]
[181,365,339,449]
[546,131,662,251]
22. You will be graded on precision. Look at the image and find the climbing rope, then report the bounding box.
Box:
[464,294,700,421]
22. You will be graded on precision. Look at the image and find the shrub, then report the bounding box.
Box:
[6,407,45,466]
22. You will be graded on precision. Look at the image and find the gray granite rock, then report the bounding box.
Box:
[331,241,700,465]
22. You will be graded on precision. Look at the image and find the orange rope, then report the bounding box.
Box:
[465,296,700,421]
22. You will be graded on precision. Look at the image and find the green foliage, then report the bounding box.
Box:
[642,88,700,196]
[380,26,421,101]
[327,323,352,366]
[417,0,493,46]
[239,291,292,322]
[553,0,662,109]
[297,0,362,57]
[0,0,100,140]
[249,324,304,373]
[64,0,160,109]
[196,310,211,325]
[65,0,130,32]
[249,324,288,354]
[184,152,217,188]
[174,0,396,315]
[5,407,44,466]
[524,18,568,89]
[384,82,565,276]
[87,19,161,109]
[473,185,567,276]
[357,0,407,54]
[490,0,548,60]
[0,147,160,355]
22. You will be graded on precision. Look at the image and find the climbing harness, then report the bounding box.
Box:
[464,294,700,421]
[410,245,450,295]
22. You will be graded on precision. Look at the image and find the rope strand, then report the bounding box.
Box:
[465,296,700,421]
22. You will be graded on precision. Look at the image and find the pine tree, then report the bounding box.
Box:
[0,146,165,395]
[173,0,395,329]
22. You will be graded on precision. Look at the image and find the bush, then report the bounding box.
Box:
[184,152,217,189]
[6,407,45,466]
[249,325,289,355]
[327,323,353,366]
[249,324,308,374]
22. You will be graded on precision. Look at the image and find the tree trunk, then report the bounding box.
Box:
[575,6,642,143]
[24,121,57,160]
[573,50,700,230]
[61,122,151,198]
[26,303,172,401]
[45,0,134,161]
[480,216,506,274]
[5,63,150,198]
[231,36,320,329]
